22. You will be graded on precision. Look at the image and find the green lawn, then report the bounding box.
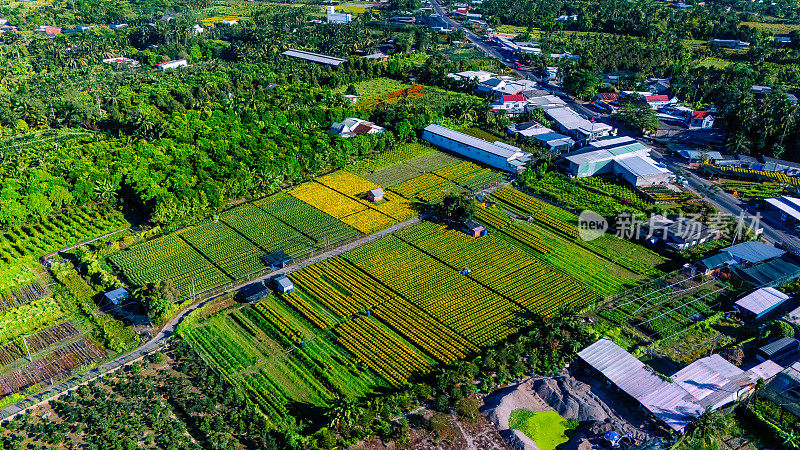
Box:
[509,409,569,450]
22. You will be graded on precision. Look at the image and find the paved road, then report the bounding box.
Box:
[656,154,800,252]
[0,216,422,420]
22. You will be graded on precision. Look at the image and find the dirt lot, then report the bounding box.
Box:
[359,407,510,450]
[481,369,668,449]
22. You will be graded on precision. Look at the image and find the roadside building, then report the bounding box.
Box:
[562,137,673,186]
[757,337,800,362]
[544,107,614,146]
[330,118,385,138]
[765,196,800,223]
[36,25,61,37]
[156,59,188,71]
[734,287,791,321]
[491,94,528,115]
[282,49,347,67]
[422,124,532,173]
[643,78,671,95]
[274,276,294,294]
[678,150,723,163]
[367,188,384,203]
[644,94,675,109]
[103,288,129,307]
[507,122,575,154]
[362,52,388,62]
[595,92,621,110]
[686,110,714,129]
[761,158,800,176]
[526,95,566,110]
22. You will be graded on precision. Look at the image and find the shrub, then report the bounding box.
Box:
[456,397,481,423]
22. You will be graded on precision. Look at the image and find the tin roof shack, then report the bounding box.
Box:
[577,338,703,433]
[723,241,786,265]
[463,219,486,237]
[733,255,800,286]
[274,276,294,294]
[367,188,384,203]
[103,288,129,306]
[578,338,763,433]
[757,337,800,363]
[735,287,791,321]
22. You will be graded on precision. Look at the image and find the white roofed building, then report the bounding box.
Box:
[326,6,351,23]
[735,287,791,321]
[422,124,532,173]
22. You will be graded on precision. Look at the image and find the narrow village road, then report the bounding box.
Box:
[0,215,422,420]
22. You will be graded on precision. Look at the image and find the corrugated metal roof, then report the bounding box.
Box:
[723,241,786,264]
[734,257,800,285]
[423,124,524,159]
[565,149,615,165]
[784,305,800,326]
[275,276,294,289]
[700,252,734,269]
[615,155,671,177]
[759,337,799,358]
[282,49,347,66]
[735,287,790,316]
[747,359,783,382]
[588,136,637,149]
[578,338,702,432]
[672,355,745,409]
[766,197,800,222]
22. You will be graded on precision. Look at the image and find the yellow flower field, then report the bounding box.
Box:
[317,171,380,197]
[289,183,367,218]
[341,209,396,233]
[373,192,416,221]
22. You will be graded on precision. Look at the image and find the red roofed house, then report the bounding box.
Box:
[36,25,61,36]
[644,94,675,109]
[492,94,528,115]
[330,117,386,138]
[595,92,621,110]
[686,110,714,129]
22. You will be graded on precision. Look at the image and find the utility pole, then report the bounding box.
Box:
[22,335,32,362]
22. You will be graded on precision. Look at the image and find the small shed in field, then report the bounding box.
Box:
[367,188,384,203]
[464,219,486,237]
[275,276,294,294]
[735,287,791,321]
[103,288,129,306]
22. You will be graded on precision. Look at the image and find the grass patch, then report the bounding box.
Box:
[741,21,800,34]
[509,409,570,450]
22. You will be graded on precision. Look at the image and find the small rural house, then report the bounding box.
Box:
[330,118,385,138]
[103,288,129,307]
[757,337,800,362]
[275,276,294,294]
[734,287,791,321]
[686,111,714,129]
[464,220,486,237]
[367,188,384,203]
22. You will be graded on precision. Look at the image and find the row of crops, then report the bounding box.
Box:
[0,338,106,401]
[0,322,80,369]
[597,275,724,341]
[0,207,128,266]
[0,280,48,312]
[523,172,651,217]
